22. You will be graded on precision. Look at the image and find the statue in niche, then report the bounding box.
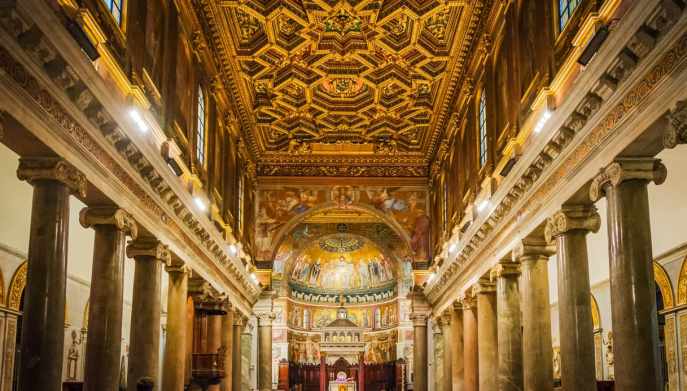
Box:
[66,329,82,380]
[605,331,615,380]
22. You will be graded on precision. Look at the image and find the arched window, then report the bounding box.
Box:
[478,89,488,167]
[558,0,581,31]
[102,0,124,25]
[196,87,206,166]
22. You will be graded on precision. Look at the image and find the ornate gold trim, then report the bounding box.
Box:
[654,261,675,309]
[7,261,27,311]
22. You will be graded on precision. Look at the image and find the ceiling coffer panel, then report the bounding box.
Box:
[200,0,483,174]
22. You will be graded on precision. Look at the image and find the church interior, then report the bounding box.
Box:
[0,0,686,390]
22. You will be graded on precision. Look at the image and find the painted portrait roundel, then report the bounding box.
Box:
[289,233,396,293]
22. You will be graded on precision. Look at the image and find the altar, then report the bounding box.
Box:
[329,372,356,391]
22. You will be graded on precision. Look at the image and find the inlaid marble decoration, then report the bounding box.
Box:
[679,312,687,383]
[593,331,603,380]
[666,314,678,390]
[2,316,17,391]
[0,316,5,391]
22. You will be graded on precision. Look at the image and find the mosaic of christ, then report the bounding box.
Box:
[288,234,396,291]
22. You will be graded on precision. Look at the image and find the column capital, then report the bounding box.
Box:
[513,236,555,262]
[490,261,521,280]
[460,292,476,309]
[452,300,464,311]
[233,311,248,326]
[17,157,86,197]
[165,263,190,275]
[472,278,496,296]
[409,312,429,327]
[664,99,687,149]
[545,204,601,242]
[255,312,276,326]
[590,158,667,201]
[438,311,452,327]
[79,207,138,239]
[126,237,171,265]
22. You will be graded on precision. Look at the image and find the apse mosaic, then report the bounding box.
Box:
[256,185,430,263]
[289,234,395,292]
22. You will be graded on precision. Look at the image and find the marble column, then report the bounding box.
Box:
[221,306,234,391]
[81,207,138,391]
[232,313,246,391]
[16,158,86,391]
[451,301,464,391]
[256,312,275,391]
[492,260,523,391]
[474,279,497,391]
[438,312,452,391]
[462,295,478,391]
[161,264,189,391]
[410,313,429,391]
[590,158,666,390]
[126,238,171,391]
[545,205,600,391]
[515,236,555,391]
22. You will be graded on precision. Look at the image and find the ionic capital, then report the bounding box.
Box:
[409,312,429,327]
[452,300,464,312]
[513,237,555,262]
[79,207,138,239]
[664,100,687,149]
[472,278,496,295]
[459,293,476,309]
[256,311,276,327]
[438,311,452,327]
[165,263,190,276]
[126,237,171,265]
[545,204,601,242]
[590,158,667,201]
[17,157,86,197]
[490,261,521,280]
[233,311,248,327]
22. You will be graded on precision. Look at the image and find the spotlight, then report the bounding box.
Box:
[427,272,437,284]
[129,109,149,133]
[477,200,490,213]
[250,273,259,284]
[448,243,458,254]
[193,196,207,212]
[533,110,552,134]
[228,244,238,256]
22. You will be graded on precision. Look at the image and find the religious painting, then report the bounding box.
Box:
[289,234,396,291]
[143,0,165,90]
[256,188,326,260]
[359,188,431,261]
[363,330,398,364]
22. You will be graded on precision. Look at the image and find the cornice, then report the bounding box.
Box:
[425,0,687,309]
[0,0,260,314]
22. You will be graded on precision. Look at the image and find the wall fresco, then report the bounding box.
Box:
[256,185,430,263]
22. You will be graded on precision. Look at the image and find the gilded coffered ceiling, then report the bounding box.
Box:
[195,0,487,176]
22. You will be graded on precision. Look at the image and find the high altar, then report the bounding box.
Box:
[329,372,356,391]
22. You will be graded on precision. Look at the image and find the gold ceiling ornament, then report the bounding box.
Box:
[194,0,486,175]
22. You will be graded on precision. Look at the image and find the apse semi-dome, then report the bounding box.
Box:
[288,233,396,294]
